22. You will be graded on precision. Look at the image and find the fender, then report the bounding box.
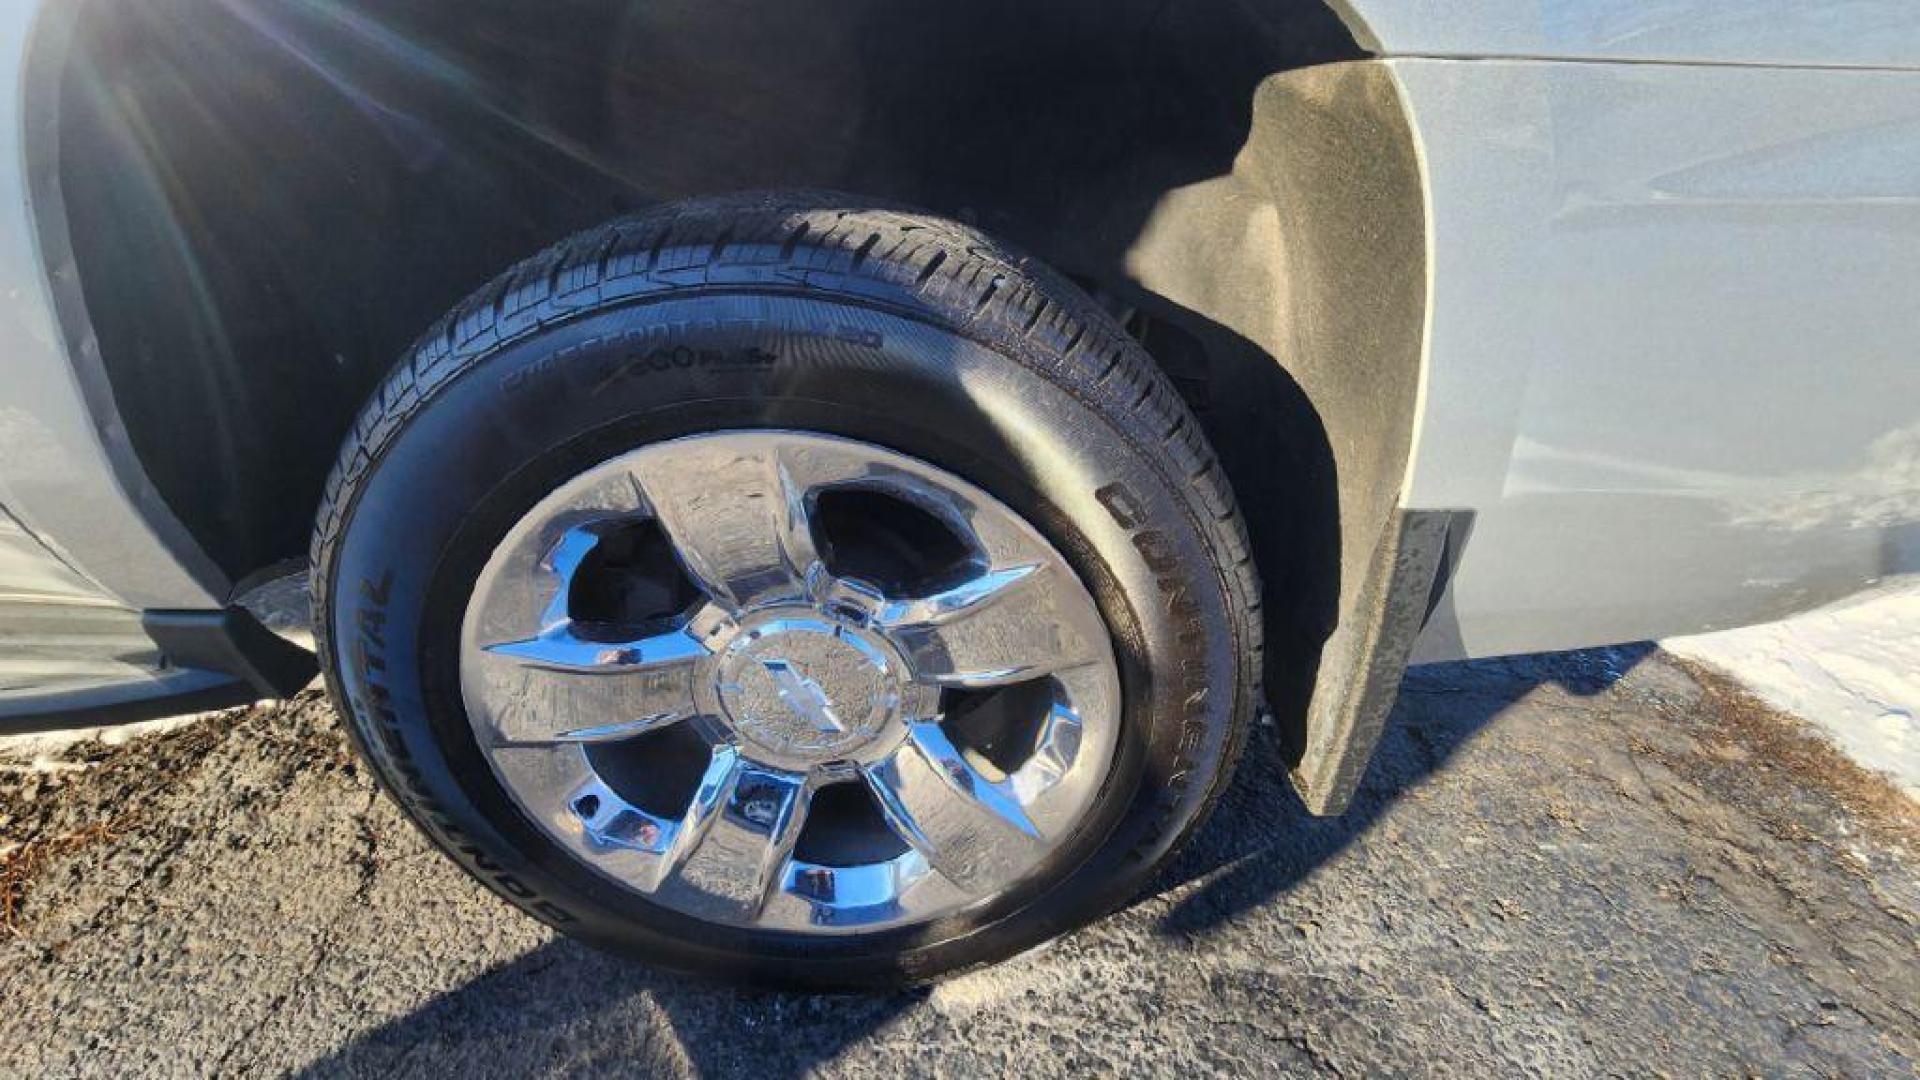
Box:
[1338,0,1920,69]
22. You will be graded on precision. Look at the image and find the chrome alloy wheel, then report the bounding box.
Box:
[459,431,1121,934]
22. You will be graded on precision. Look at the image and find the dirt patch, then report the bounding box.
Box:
[1,718,225,935]
[0,692,362,947]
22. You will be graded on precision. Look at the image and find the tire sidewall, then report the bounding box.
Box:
[320,292,1244,985]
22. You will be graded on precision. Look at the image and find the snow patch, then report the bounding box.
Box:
[1666,580,1920,803]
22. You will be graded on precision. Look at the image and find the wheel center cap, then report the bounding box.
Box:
[713,615,900,763]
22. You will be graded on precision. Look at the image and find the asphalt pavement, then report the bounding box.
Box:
[2,645,1915,1077]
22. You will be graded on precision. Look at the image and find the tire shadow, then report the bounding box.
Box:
[291,938,926,1078]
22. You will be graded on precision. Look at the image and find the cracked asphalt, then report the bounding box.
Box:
[2,645,1916,1077]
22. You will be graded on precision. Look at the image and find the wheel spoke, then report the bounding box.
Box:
[628,441,821,613]
[487,747,685,893]
[567,774,676,860]
[876,563,1105,687]
[654,748,813,922]
[1006,699,1087,801]
[862,721,1042,893]
[470,626,707,744]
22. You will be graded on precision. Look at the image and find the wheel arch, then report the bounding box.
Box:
[35,0,1431,811]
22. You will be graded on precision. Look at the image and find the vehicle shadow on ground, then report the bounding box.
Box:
[1152,643,1657,937]
[293,644,1652,1079]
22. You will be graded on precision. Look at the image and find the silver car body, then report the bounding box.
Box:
[1,1,1915,725]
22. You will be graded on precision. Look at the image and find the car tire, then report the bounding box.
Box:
[310,193,1262,988]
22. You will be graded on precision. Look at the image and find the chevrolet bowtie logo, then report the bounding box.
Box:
[757,658,848,734]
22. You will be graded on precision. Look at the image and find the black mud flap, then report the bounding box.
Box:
[1288,508,1465,815]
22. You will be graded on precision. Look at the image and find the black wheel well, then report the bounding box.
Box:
[45,0,1365,578]
[42,1,1426,802]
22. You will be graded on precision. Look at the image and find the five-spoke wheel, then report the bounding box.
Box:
[460,432,1121,933]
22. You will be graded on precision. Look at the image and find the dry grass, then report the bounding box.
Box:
[0,815,134,935]
[0,693,351,938]
[1675,656,1920,852]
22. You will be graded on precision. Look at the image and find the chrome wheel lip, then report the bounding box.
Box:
[458,430,1121,936]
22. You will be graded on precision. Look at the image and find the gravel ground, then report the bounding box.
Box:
[2,645,1915,1078]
